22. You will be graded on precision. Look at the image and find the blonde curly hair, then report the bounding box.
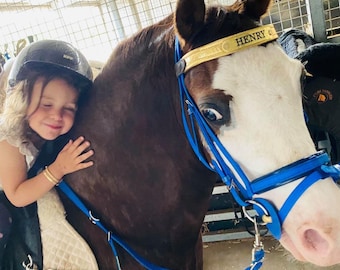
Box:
[0,60,14,114]
[0,80,29,144]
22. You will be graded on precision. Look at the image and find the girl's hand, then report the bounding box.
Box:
[50,136,94,179]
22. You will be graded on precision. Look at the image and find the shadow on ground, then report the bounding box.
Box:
[203,237,340,270]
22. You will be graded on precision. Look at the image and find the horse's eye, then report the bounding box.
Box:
[202,108,223,122]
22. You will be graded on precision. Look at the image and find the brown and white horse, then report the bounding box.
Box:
[54,0,340,269]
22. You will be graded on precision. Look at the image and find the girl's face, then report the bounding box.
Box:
[27,77,79,140]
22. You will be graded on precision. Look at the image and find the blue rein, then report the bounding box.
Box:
[57,181,168,270]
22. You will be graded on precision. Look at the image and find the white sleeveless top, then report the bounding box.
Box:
[0,122,39,189]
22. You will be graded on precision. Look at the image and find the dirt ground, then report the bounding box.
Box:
[203,237,340,270]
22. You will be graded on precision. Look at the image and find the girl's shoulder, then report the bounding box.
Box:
[0,139,23,161]
[0,125,21,148]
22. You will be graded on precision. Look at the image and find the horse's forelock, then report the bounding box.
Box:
[178,5,262,53]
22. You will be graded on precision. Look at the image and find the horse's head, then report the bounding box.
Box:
[174,0,340,266]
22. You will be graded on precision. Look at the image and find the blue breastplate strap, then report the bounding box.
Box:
[174,37,340,240]
[58,181,168,270]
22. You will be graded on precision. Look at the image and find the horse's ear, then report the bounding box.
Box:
[237,0,273,21]
[175,0,206,48]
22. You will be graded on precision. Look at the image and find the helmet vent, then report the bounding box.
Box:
[63,54,74,61]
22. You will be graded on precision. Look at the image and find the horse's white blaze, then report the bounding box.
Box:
[210,42,340,266]
[213,43,314,178]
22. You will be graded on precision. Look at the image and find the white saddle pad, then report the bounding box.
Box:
[37,189,98,270]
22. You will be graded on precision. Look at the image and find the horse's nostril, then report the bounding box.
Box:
[303,228,330,255]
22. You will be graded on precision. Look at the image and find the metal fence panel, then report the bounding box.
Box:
[1,0,337,62]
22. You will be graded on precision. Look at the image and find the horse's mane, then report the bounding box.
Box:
[126,14,175,53]
[105,14,175,76]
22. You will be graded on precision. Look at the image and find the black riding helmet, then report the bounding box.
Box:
[8,39,93,93]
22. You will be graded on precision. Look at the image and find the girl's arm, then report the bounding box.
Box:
[0,136,94,207]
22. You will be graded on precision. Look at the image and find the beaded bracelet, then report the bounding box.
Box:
[43,166,61,186]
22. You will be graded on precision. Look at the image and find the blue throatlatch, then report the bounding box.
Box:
[174,36,340,269]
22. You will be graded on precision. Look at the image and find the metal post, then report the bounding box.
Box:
[107,0,126,40]
[128,0,142,31]
[307,0,327,42]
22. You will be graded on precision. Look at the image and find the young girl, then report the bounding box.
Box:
[0,40,98,269]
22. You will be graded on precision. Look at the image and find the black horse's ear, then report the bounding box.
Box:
[175,0,205,47]
[239,0,273,21]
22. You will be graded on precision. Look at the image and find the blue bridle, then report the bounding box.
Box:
[174,36,340,240]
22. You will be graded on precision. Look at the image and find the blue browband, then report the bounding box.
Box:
[174,37,340,240]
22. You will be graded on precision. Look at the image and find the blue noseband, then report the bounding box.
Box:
[174,37,340,240]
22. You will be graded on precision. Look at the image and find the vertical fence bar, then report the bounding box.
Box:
[307,0,327,41]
